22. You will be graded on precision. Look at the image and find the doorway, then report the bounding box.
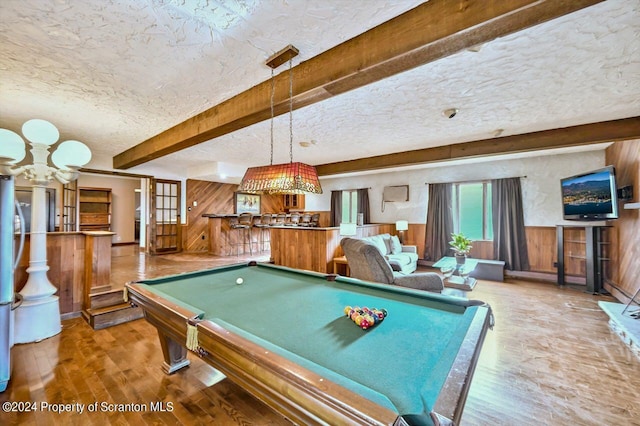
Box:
[149,179,181,254]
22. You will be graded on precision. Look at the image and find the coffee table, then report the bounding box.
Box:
[433,257,478,291]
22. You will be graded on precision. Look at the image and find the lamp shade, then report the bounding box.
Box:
[339,222,358,236]
[52,140,92,170]
[0,129,26,163]
[238,162,322,194]
[395,220,409,231]
[21,119,59,146]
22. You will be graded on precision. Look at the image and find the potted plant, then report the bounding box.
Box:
[449,232,472,265]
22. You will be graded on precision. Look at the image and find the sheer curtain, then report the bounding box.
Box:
[492,177,530,270]
[424,183,453,261]
[357,188,370,224]
[330,190,342,227]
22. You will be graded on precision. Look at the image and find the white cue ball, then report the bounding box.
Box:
[236,277,244,285]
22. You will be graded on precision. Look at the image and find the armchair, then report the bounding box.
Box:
[340,237,444,293]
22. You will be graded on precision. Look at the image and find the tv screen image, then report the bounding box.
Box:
[561,166,618,221]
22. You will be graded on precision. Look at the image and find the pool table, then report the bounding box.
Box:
[125,262,492,426]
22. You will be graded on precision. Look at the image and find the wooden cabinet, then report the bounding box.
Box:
[283,194,305,211]
[79,187,112,231]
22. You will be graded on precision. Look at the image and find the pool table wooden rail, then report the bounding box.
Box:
[126,281,405,426]
[431,306,490,425]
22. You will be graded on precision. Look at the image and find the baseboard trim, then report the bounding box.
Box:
[61,311,82,321]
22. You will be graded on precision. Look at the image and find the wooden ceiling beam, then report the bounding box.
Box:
[113,0,604,169]
[315,117,640,176]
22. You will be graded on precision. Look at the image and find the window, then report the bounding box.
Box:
[452,182,493,240]
[341,190,358,223]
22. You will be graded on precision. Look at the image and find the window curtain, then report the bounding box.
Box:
[357,188,370,224]
[424,183,453,261]
[330,190,342,227]
[492,177,530,271]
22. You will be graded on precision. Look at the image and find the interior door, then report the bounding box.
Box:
[62,180,77,232]
[149,179,181,254]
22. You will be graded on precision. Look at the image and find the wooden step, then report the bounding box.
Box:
[88,289,127,309]
[82,303,144,330]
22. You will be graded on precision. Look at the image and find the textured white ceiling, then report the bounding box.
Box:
[1,0,638,182]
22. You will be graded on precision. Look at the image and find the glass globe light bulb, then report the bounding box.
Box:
[52,140,92,170]
[0,129,26,163]
[22,119,59,146]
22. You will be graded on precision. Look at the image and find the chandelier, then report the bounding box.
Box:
[238,45,322,195]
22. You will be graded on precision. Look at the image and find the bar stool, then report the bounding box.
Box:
[310,213,320,227]
[253,214,272,252]
[273,213,286,226]
[299,213,312,227]
[286,212,300,226]
[229,213,253,256]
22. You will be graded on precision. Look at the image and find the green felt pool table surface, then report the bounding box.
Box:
[128,262,491,425]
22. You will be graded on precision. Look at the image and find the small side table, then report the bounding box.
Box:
[333,256,350,276]
[433,256,478,292]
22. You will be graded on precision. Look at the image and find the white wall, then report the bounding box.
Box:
[77,173,141,243]
[305,150,606,227]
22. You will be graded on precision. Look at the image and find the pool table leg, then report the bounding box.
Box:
[157,330,190,374]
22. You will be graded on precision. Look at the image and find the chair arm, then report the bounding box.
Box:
[401,245,417,254]
[393,273,444,293]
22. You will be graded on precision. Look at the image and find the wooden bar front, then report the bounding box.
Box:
[15,231,114,316]
[270,223,395,273]
[204,214,240,256]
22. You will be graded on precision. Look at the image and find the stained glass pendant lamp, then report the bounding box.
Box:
[238,45,322,195]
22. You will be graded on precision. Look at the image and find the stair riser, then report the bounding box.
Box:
[89,292,126,309]
[86,306,144,330]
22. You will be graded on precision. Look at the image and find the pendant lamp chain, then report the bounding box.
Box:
[270,68,275,166]
[288,58,294,164]
[237,44,323,195]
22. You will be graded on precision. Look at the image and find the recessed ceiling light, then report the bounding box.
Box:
[442,108,458,119]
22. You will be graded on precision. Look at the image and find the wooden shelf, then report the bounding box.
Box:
[79,188,112,231]
[557,225,611,294]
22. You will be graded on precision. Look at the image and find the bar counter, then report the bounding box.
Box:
[202,214,243,256]
[269,223,395,273]
[203,214,396,273]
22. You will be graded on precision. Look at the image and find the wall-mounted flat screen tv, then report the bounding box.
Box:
[561,165,618,221]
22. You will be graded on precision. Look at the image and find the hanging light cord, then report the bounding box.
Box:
[270,68,275,165]
[288,58,293,164]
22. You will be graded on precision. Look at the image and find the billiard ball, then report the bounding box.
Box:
[236,278,244,285]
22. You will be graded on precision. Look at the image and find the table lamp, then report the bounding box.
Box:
[395,220,408,244]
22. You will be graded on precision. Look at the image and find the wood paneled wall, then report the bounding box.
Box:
[184,179,284,252]
[606,140,640,304]
[410,224,588,277]
[15,233,85,315]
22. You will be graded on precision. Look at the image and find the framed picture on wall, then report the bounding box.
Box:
[235,192,261,214]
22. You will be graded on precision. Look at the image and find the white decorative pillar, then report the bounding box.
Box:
[0,119,91,343]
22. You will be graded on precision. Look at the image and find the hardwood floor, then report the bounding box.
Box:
[3,250,639,425]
